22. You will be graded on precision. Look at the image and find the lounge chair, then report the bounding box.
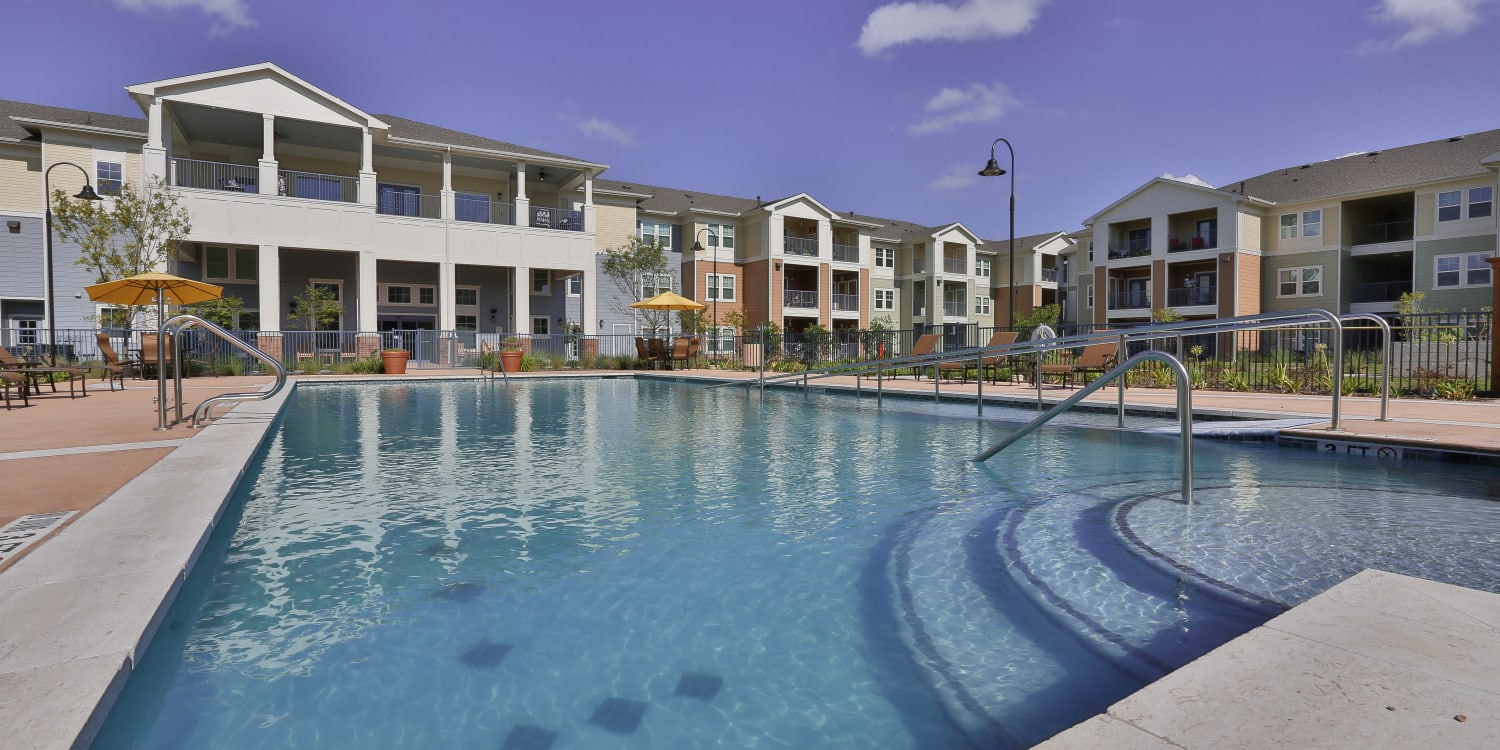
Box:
[937,331,1020,384]
[1,370,28,409]
[0,346,88,399]
[906,333,941,380]
[668,337,692,369]
[634,337,658,370]
[1040,340,1119,388]
[95,333,137,391]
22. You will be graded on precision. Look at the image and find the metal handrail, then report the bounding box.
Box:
[1340,313,1391,421]
[162,314,288,428]
[974,350,1195,504]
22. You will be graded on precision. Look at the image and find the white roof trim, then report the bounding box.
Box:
[126,62,389,131]
[387,135,607,170]
[13,118,145,140]
[1083,176,1246,224]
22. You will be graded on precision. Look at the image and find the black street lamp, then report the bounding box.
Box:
[979,138,1016,328]
[43,162,104,364]
[690,227,719,355]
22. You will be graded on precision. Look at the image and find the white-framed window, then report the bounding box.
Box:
[531,316,550,335]
[1086,284,1094,308]
[455,315,478,331]
[1438,191,1462,222]
[873,288,895,311]
[307,279,343,331]
[1434,253,1493,289]
[1279,214,1298,240]
[1277,265,1322,297]
[1441,187,1494,222]
[567,275,582,296]
[202,246,257,283]
[639,220,672,251]
[95,305,133,329]
[975,296,991,315]
[234,310,260,330]
[454,287,479,308]
[706,223,735,251]
[709,325,735,354]
[706,273,735,301]
[531,269,551,295]
[874,247,895,268]
[12,318,39,344]
[975,258,991,278]
[96,161,123,196]
[1302,209,1322,238]
[1470,187,1493,219]
[639,273,672,298]
[382,284,436,306]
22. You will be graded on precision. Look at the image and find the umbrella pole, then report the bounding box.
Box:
[156,289,169,431]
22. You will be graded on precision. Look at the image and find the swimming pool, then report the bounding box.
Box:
[94,379,1500,749]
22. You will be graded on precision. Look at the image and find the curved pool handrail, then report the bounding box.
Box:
[162,314,288,428]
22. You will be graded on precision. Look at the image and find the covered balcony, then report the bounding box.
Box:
[1107,219,1152,259]
[1349,252,1413,308]
[831,271,860,315]
[782,265,819,314]
[942,243,967,274]
[1345,192,1414,251]
[1167,209,1217,253]
[832,230,859,263]
[1108,273,1151,311]
[164,102,362,203]
[1165,264,1218,308]
[784,218,820,257]
[942,281,968,318]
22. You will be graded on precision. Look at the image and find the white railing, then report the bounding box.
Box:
[278,169,358,203]
[171,158,259,192]
[455,197,515,225]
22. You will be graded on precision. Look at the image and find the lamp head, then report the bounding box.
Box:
[74,184,103,201]
[978,158,1006,177]
[690,240,705,253]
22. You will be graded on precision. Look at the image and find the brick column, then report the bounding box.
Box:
[1487,258,1500,391]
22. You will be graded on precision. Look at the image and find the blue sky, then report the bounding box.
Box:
[6,0,1498,240]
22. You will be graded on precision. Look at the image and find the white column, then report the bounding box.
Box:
[258,114,278,196]
[513,162,529,228]
[582,172,595,232]
[438,261,456,330]
[358,251,378,330]
[580,272,594,335]
[440,150,455,220]
[143,99,167,184]
[257,245,280,332]
[512,265,530,335]
[358,127,377,207]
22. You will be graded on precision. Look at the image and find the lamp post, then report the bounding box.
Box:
[690,227,718,356]
[978,138,1015,328]
[43,162,104,364]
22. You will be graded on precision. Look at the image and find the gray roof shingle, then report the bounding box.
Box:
[0,99,146,141]
[1224,128,1500,204]
[376,114,598,165]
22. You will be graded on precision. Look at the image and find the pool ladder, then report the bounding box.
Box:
[160,314,289,429]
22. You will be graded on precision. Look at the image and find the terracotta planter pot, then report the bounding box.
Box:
[499,349,523,373]
[381,351,410,375]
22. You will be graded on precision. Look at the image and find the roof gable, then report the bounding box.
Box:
[127,63,387,132]
[1085,177,1243,225]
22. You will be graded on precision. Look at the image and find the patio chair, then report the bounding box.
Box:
[686,336,701,368]
[95,333,138,391]
[1040,340,1119,389]
[634,337,657,370]
[138,333,177,379]
[647,338,670,369]
[0,346,89,399]
[668,337,692,370]
[907,333,941,380]
[1,370,29,409]
[937,331,1020,384]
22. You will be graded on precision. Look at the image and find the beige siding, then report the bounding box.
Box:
[125,150,143,187]
[44,141,95,196]
[1322,205,1340,246]
[592,202,637,252]
[1238,211,1262,251]
[451,174,506,197]
[739,220,763,263]
[1415,192,1436,236]
[0,151,42,211]
[374,166,442,194]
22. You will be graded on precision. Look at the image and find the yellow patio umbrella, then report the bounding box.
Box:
[86,272,223,430]
[628,290,706,311]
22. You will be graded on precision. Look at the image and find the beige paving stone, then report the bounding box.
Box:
[0,567,182,674]
[1034,714,1186,749]
[0,652,130,750]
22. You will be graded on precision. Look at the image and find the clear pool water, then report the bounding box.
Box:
[95,380,1500,749]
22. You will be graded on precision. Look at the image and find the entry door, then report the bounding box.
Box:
[612,324,632,356]
[1127,278,1148,308]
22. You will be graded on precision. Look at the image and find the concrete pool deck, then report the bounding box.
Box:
[1,369,1498,748]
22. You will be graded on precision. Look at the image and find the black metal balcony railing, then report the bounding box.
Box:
[1108,239,1152,259]
[784,236,819,256]
[1109,290,1150,310]
[528,206,583,231]
[1166,285,1218,307]
[377,192,441,219]
[943,257,967,274]
[1351,280,1413,303]
[1350,220,1414,246]
[832,243,859,263]
[1168,235,1215,252]
[1041,267,1058,282]
[784,289,818,308]
[832,293,859,312]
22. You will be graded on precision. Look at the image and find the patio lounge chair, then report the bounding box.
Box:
[937,331,1020,384]
[0,346,89,399]
[1,370,28,409]
[907,333,941,380]
[1040,340,1119,389]
[634,337,660,370]
[668,337,692,369]
[95,333,138,391]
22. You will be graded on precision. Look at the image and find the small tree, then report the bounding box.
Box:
[51,176,192,329]
[1150,307,1185,323]
[865,314,897,359]
[287,283,343,331]
[187,296,245,328]
[599,238,672,333]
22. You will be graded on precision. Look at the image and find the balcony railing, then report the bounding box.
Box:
[832,293,858,312]
[943,257,967,274]
[1168,236,1215,252]
[832,243,859,263]
[377,192,441,219]
[1352,280,1412,303]
[455,197,515,226]
[913,256,926,273]
[1108,239,1152,259]
[1109,290,1150,310]
[943,300,967,317]
[784,236,819,256]
[170,158,259,192]
[784,289,818,308]
[528,206,583,231]
[1350,220,1414,246]
[1041,267,1058,282]
[1166,285,1218,307]
[279,169,358,203]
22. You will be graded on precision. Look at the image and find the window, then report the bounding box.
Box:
[377,184,422,217]
[455,288,478,307]
[531,316,550,335]
[640,273,672,298]
[1434,253,1493,288]
[567,275,582,295]
[1470,187,1493,219]
[202,246,257,283]
[1279,214,1297,240]
[13,318,39,344]
[419,287,434,305]
[455,192,491,223]
[96,161,123,196]
[976,258,991,278]
[874,247,895,268]
[382,285,436,306]
[455,315,478,331]
[707,273,736,301]
[1438,191,1462,222]
[387,286,410,304]
[706,223,735,250]
[236,310,260,330]
[975,296,991,315]
[1277,265,1322,297]
[639,221,672,250]
[1444,187,1494,221]
[531,269,551,294]
[1086,284,1094,308]
[1302,209,1321,238]
[709,325,735,354]
[874,288,895,311]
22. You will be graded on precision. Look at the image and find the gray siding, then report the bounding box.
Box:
[0,215,43,299]
[1261,249,1341,312]
[1415,234,1498,310]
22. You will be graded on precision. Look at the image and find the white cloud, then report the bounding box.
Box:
[909,82,1017,134]
[929,164,981,190]
[859,0,1049,56]
[576,118,634,147]
[113,0,256,36]
[1161,173,1213,188]
[1357,0,1488,54]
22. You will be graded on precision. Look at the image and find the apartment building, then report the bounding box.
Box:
[2,63,607,357]
[1068,129,1500,327]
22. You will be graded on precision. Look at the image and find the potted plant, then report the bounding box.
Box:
[381,347,410,375]
[499,337,523,373]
